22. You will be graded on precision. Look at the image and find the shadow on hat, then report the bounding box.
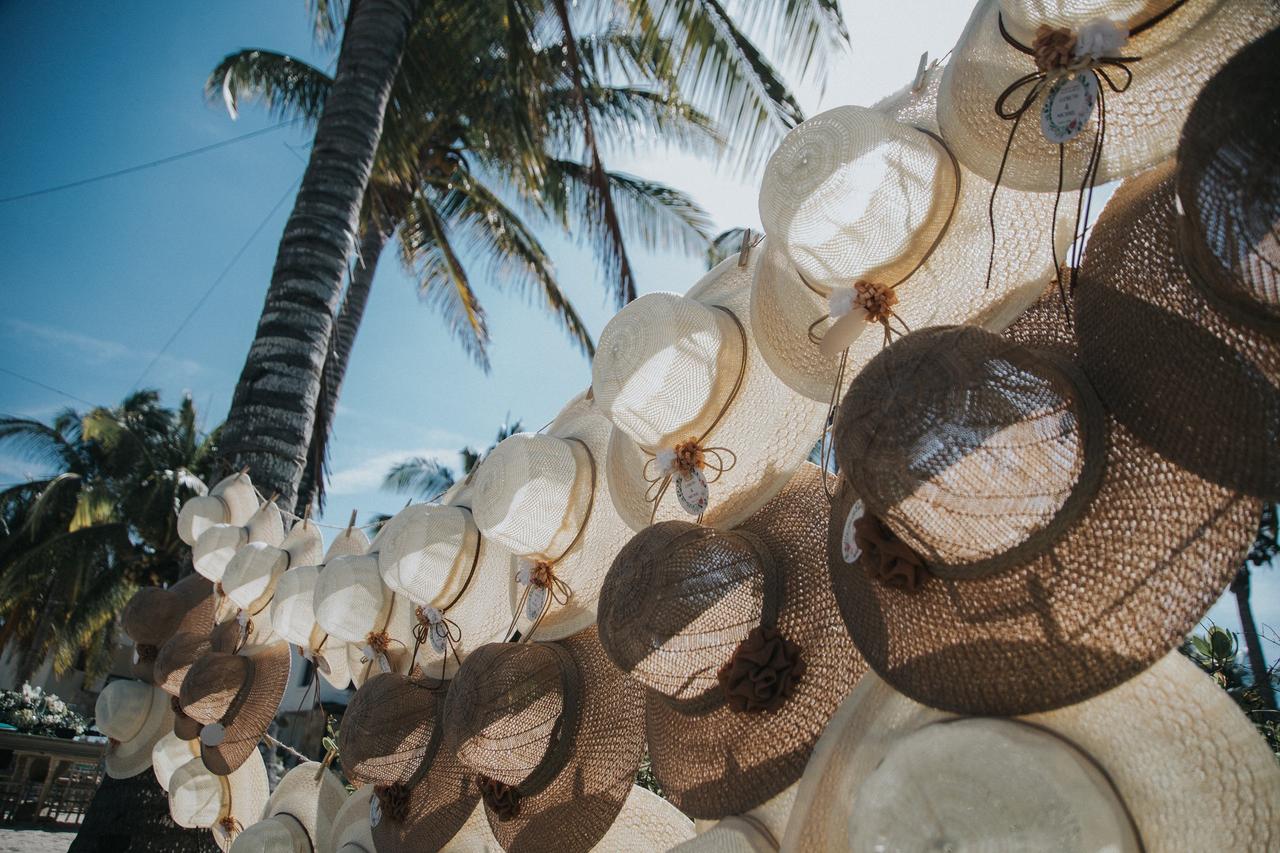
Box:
[168,748,270,851]
[179,643,292,775]
[96,680,174,779]
[228,760,346,853]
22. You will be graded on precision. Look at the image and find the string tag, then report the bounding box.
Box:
[842,500,865,564]
[376,653,392,674]
[675,468,709,516]
[361,644,391,673]
[1040,73,1097,143]
[200,723,227,747]
[236,610,249,646]
[525,585,549,621]
[369,795,383,828]
[422,607,448,655]
[131,647,140,665]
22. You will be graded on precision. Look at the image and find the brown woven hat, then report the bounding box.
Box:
[154,618,240,743]
[179,642,292,775]
[338,673,443,786]
[828,296,1259,715]
[440,628,644,852]
[598,464,864,819]
[123,575,215,684]
[1076,163,1280,500]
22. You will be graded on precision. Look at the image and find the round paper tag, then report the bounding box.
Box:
[1040,73,1098,144]
[429,625,447,655]
[369,795,383,828]
[200,723,227,747]
[525,584,549,622]
[842,500,865,564]
[675,468,709,516]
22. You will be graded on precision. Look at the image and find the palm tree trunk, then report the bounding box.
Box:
[219,0,417,505]
[1230,566,1277,710]
[296,220,395,513]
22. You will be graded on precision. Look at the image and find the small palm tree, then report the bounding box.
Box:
[382,418,524,501]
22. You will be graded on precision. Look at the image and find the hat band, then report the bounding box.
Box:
[214,772,241,841]
[1174,208,1280,335]
[505,643,584,800]
[276,811,315,852]
[410,512,486,681]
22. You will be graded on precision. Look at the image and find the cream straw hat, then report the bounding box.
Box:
[325,784,374,853]
[313,554,386,646]
[95,680,174,779]
[681,786,797,853]
[169,749,270,851]
[228,761,347,853]
[588,785,695,851]
[271,565,350,690]
[784,653,1280,851]
[179,472,259,547]
[594,245,827,531]
[345,590,420,689]
[194,499,285,583]
[152,731,200,792]
[469,393,631,641]
[220,521,324,621]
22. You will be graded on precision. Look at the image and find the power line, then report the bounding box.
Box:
[132,173,303,390]
[0,366,96,407]
[0,119,301,204]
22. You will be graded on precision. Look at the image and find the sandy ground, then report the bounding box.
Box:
[0,826,75,852]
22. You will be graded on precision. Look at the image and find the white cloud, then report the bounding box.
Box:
[5,318,205,380]
[326,446,463,496]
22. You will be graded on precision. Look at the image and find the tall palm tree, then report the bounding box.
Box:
[1235,505,1279,710]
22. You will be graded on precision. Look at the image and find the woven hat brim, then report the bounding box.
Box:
[438,802,499,851]
[200,642,292,776]
[480,627,645,853]
[826,295,1259,715]
[263,762,347,850]
[212,747,271,852]
[312,633,351,691]
[784,653,1280,851]
[937,0,1274,191]
[371,739,481,853]
[105,687,175,779]
[645,465,866,818]
[606,244,828,533]
[589,785,696,851]
[339,674,442,787]
[329,784,375,853]
[1076,161,1280,500]
[209,473,259,528]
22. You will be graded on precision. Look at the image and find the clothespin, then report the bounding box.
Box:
[738,228,754,267]
[302,503,312,530]
[912,52,930,92]
[346,509,358,535]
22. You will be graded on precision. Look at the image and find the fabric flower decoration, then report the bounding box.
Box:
[854,513,929,591]
[717,625,806,713]
[479,776,522,821]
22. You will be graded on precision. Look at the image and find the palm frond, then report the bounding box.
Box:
[382,457,456,500]
[205,49,333,122]
[0,417,83,474]
[731,0,848,82]
[546,86,722,158]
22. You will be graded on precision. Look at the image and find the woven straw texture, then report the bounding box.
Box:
[98,682,173,779]
[379,504,478,604]
[671,817,777,853]
[752,94,1071,402]
[345,590,420,689]
[324,784,373,853]
[827,297,1259,715]
[169,750,270,851]
[339,673,444,786]
[784,654,1280,852]
[1077,160,1280,500]
[370,745,482,853]
[180,644,292,775]
[1176,27,1280,330]
[938,0,1275,191]
[314,554,388,644]
[256,761,347,853]
[151,732,199,792]
[123,574,213,648]
[590,785,695,851]
[835,325,1106,577]
[178,495,230,548]
[442,629,645,852]
[154,619,242,698]
[221,542,288,613]
[603,246,827,531]
[211,472,259,526]
[602,465,865,818]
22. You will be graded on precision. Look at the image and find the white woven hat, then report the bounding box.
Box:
[228,761,347,853]
[784,652,1280,851]
[437,802,499,852]
[470,393,631,640]
[271,566,351,690]
[220,521,324,620]
[681,785,796,853]
[152,731,200,792]
[345,590,420,689]
[313,554,387,646]
[168,748,270,851]
[96,679,174,779]
[194,500,285,583]
[754,84,1071,402]
[592,785,697,851]
[594,246,827,531]
[178,472,259,547]
[937,0,1275,192]
[324,784,374,853]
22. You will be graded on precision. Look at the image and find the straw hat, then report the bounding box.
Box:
[344,590,420,689]
[168,749,270,851]
[684,785,796,853]
[180,643,292,775]
[753,93,1071,402]
[95,680,174,779]
[228,761,347,853]
[179,472,259,547]
[828,297,1259,715]
[123,574,215,684]
[325,784,375,853]
[152,731,201,792]
[438,802,501,852]
[220,521,324,620]
[440,628,644,852]
[313,555,386,646]
[598,464,863,818]
[1076,162,1280,500]
[784,652,1280,851]
[469,394,630,640]
[194,500,285,583]
[590,785,696,851]
[594,245,827,531]
[937,0,1274,192]
[271,566,350,691]
[338,673,443,786]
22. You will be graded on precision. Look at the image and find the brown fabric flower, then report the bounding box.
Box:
[672,438,706,475]
[528,560,556,589]
[376,783,411,824]
[478,776,522,822]
[854,513,929,592]
[1033,25,1076,72]
[717,625,806,713]
[365,630,392,656]
[853,281,899,325]
[135,643,159,662]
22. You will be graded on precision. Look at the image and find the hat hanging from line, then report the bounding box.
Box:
[179,471,259,547]
[1075,164,1280,500]
[784,652,1280,851]
[219,519,324,622]
[937,0,1276,193]
[154,619,244,741]
[325,784,375,853]
[753,91,1072,403]
[828,294,1259,715]
[441,628,645,853]
[338,673,444,787]
[599,463,863,819]
[194,499,285,583]
[345,589,420,689]
[227,761,347,853]
[95,680,174,779]
[584,785,696,852]
[469,393,631,641]
[152,731,200,793]
[168,748,270,852]
[123,574,214,685]
[593,243,827,532]
[179,642,292,775]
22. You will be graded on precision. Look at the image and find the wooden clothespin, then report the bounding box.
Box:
[345,509,358,536]
[912,52,930,92]
[738,228,754,267]
[302,503,312,530]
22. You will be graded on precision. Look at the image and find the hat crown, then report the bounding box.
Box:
[472,433,588,558]
[836,325,1104,574]
[180,652,250,725]
[222,542,288,609]
[382,504,475,600]
[759,106,955,293]
[123,586,184,646]
[193,524,249,581]
[95,680,153,741]
[280,523,324,569]
[270,566,320,647]
[314,554,386,643]
[599,522,770,701]
[226,817,298,853]
[593,292,741,448]
[179,494,229,544]
[445,642,571,788]
[339,673,440,785]
[151,732,196,792]
[997,0,1175,47]
[169,757,228,828]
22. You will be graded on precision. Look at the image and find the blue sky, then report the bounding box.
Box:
[0,1,1272,659]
